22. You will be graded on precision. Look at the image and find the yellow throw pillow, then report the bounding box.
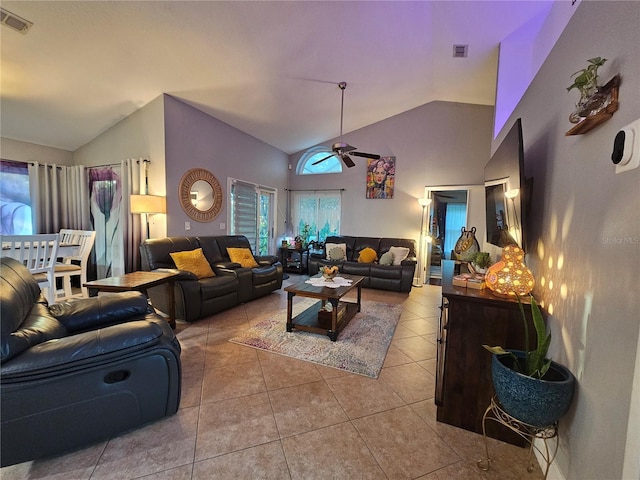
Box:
[358,247,377,263]
[227,247,259,268]
[169,248,215,279]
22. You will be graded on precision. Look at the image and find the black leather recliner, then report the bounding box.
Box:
[308,235,417,293]
[140,235,283,322]
[0,257,182,467]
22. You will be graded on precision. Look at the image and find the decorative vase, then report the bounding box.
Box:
[491,350,575,427]
[570,88,608,123]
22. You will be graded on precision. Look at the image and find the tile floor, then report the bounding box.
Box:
[2,275,544,480]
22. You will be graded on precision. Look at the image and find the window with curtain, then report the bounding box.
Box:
[443,203,467,259]
[229,178,276,256]
[0,160,32,234]
[290,190,341,243]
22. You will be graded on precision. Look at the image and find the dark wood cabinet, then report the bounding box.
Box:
[436,260,534,445]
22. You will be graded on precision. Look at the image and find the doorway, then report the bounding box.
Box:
[424,187,469,284]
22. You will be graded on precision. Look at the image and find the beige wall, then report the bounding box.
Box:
[163,95,290,238]
[0,137,74,165]
[501,2,640,478]
[288,101,494,244]
[73,95,167,238]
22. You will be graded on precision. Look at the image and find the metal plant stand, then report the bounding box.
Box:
[477,396,559,479]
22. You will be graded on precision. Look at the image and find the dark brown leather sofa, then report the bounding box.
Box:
[139,235,283,322]
[307,235,417,293]
[0,257,181,467]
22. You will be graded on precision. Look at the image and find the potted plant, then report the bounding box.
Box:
[567,56,608,120]
[295,223,312,249]
[483,295,575,427]
[471,251,492,274]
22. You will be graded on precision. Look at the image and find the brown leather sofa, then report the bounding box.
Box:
[0,257,181,467]
[140,235,283,322]
[308,235,417,293]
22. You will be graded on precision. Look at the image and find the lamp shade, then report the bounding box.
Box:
[418,197,431,207]
[485,244,534,296]
[130,195,166,214]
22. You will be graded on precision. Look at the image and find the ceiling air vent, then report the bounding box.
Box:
[1,8,33,34]
[453,44,468,58]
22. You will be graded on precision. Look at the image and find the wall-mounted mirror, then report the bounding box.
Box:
[179,168,223,222]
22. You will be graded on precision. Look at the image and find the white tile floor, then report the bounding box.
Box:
[1,275,544,479]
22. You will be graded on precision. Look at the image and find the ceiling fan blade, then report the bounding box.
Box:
[341,154,355,168]
[342,144,357,153]
[351,151,381,160]
[312,154,335,166]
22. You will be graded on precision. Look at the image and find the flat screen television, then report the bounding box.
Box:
[484,118,528,250]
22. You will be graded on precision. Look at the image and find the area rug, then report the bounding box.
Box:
[229,300,402,378]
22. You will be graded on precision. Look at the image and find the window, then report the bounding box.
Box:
[297,146,343,175]
[229,178,276,256]
[0,160,32,234]
[291,190,341,243]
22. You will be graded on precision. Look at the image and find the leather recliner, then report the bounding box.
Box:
[140,235,283,322]
[308,235,417,293]
[0,257,182,467]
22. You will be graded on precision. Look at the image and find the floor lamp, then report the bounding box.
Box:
[130,194,166,239]
[413,197,431,287]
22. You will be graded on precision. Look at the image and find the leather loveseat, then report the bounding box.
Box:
[140,235,283,323]
[0,257,182,467]
[308,235,417,293]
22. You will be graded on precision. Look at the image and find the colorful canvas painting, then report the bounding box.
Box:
[366,156,395,199]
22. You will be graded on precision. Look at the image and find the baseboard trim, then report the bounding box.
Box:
[533,438,566,480]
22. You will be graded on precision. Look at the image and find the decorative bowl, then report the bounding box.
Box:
[321,266,339,281]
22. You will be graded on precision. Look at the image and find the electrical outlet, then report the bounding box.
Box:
[185,221,191,231]
[219,222,226,230]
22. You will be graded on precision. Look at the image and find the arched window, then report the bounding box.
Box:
[296,146,342,175]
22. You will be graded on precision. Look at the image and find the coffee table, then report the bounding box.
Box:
[84,271,179,328]
[284,273,364,341]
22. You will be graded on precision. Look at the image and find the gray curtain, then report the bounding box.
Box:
[28,162,90,233]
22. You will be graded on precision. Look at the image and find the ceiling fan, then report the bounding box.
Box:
[312,82,381,168]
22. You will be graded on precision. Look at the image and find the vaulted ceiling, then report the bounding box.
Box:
[1,1,557,154]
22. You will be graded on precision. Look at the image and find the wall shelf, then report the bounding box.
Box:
[565,75,620,136]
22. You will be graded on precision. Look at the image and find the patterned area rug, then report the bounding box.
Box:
[230,300,402,378]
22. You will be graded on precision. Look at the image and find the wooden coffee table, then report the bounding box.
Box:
[84,271,179,328]
[284,273,364,341]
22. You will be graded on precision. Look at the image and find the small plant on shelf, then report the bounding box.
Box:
[473,251,492,270]
[567,56,607,97]
[567,56,608,120]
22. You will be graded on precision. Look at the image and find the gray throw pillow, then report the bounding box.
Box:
[328,247,345,261]
[379,251,394,266]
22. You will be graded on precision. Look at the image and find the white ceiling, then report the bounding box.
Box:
[1,1,556,154]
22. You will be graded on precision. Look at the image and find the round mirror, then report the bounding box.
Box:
[179,168,223,222]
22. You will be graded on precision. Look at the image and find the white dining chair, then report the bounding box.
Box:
[54,229,96,300]
[1,233,60,304]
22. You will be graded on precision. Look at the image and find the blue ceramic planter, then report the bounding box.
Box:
[492,350,575,428]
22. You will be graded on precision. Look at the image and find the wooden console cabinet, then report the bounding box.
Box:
[436,260,534,445]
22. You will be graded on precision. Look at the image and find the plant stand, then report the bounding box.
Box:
[477,396,559,479]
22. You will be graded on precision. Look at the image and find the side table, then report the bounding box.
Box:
[477,396,559,479]
[84,271,179,328]
[279,246,308,274]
